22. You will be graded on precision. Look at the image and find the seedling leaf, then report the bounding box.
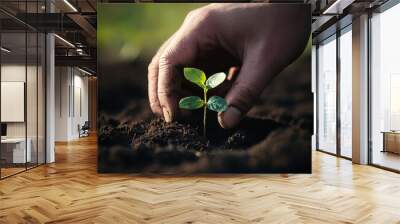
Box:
[206,72,226,89]
[179,96,204,110]
[207,96,228,112]
[184,67,206,88]
[180,68,228,137]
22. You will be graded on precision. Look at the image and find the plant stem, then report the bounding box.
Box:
[203,88,207,137]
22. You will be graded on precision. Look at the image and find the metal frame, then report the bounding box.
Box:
[25,1,28,172]
[336,27,341,157]
[316,44,320,151]
[367,10,373,166]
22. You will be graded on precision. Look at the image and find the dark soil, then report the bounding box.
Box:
[130,117,282,152]
[98,116,285,173]
[98,56,313,173]
[130,118,209,152]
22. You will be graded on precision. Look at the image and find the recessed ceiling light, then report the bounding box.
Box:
[322,0,354,15]
[63,0,78,12]
[54,34,75,48]
[1,47,11,53]
[78,67,93,76]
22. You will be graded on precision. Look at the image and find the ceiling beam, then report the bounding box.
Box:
[55,55,96,72]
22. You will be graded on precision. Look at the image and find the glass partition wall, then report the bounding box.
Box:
[316,25,352,159]
[0,2,46,179]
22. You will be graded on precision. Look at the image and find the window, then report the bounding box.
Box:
[370,2,400,171]
[317,35,337,154]
[316,24,353,159]
[339,27,352,158]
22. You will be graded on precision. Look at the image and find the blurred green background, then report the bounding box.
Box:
[98,3,206,63]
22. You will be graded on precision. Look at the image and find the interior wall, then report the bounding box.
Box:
[55,66,89,141]
[55,66,70,141]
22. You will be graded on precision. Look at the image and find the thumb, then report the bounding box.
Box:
[218,57,272,129]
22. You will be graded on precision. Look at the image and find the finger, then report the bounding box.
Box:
[148,34,176,116]
[227,66,240,81]
[218,57,272,129]
[157,6,218,122]
[157,32,198,122]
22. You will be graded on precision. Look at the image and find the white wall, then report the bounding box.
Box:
[55,66,89,141]
[1,65,38,138]
[1,65,26,140]
[55,66,69,141]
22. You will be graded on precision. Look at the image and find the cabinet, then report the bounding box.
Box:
[382,132,400,154]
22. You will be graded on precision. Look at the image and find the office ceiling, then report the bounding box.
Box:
[1,32,45,65]
[1,0,96,73]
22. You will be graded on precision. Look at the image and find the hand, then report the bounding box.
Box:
[148,3,310,128]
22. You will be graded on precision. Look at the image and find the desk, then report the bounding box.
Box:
[1,138,31,163]
[382,131,400,154]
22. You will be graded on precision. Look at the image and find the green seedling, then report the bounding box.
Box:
[179,67,228,137]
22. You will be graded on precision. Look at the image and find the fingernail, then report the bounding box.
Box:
[163,107,172,123]
[218,106,242,129]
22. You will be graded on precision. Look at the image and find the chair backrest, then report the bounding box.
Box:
[82,121,90,129]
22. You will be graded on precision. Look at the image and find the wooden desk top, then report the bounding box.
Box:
[381,131,400,134]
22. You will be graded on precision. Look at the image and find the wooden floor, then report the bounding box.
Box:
[1,135,400,224]
[1,167,26,178]
[372,150,400,171]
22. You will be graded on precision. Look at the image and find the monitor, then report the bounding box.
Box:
[1,123,7,137]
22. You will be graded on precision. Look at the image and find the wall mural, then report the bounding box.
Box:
[98,3,313,173]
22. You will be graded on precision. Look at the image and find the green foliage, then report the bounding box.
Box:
[179,96,204,110]
[207,96,228,112]
[183,68,207,89]
[179,67,228,136]
[206,72,226,89]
